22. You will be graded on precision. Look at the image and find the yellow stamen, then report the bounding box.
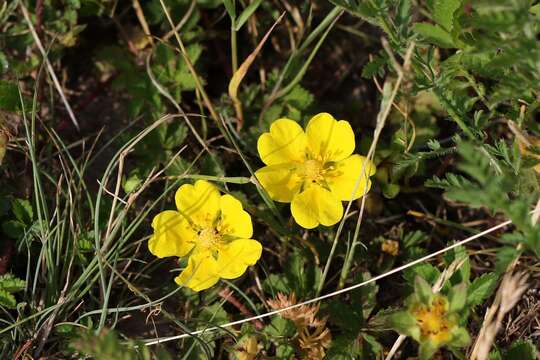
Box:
[302,159,324,183]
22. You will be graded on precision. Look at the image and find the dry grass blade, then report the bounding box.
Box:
[470,271,530,360]
[19,3,80,131]
[228,12,285,131]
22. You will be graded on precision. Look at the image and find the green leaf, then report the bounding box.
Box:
[467,272,498,307]
[234,0,262,31]
[11,198,33,224]
[404,264,440,289]
[413,22,455,48]
[264,316,295,337]
[123,172,142,194]
[326,334,362,359]
[201,154,225,177]
[530,3,540,16]
[506,340,538,360]
[275,343,295,359]
[0,274,26,293]
[362,333,383,358]
[283,85,313,110]
[0,288,16,308]
[0,81,20,111]
[361,55,387,79]
[433,0,462,32]
[223,0,236,19]
[200,302,229,325]
[2,220,26,239]
[381,182,400,199]
[488,349,503,360]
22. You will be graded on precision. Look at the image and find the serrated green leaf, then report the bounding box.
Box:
[0,274,26,293]
[404,263,440,287]
[283,85,313,110]
[433,0,462,32]
[506,339,538,360]
[2,220,26,239]
[12,198,32,224]
[275,343,295,359]
[361,55,387,79]
[467,272,498,307]
[413,22,455,48]
[0,81,20,111]
[264,316,295,337]
[0,288,16,308]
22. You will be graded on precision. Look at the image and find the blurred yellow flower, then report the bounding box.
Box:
[148,180,262,291]
[255,113,376,229]
[410,295,456,346]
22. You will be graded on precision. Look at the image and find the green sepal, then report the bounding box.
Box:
[414,276,433,304]
[418,339,439,360]
[449,326,470,348]
[448,283,467,313]
[388,310,420,341]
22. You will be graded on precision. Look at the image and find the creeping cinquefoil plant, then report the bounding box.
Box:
[255,113,376,229]
[148,180,262,291]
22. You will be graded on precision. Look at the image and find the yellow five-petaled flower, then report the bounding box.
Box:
[255,113,376,229]
[148,180,262,291]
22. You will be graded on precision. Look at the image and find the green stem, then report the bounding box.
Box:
[231,23,238,74]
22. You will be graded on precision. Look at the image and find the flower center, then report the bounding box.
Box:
[198,227,221,250]
[302,159,324,183]
[411,297,454,344]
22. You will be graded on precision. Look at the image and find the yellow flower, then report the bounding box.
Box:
[411,296,456,346]
[255,113,376,229]
[148,180,262,291]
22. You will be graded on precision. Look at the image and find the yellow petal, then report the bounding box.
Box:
[219,194,253,238]
[257,118,307,165]
[306,113,355,162]
[175,180,220,227]
[175,252,220,291]
[255,163,303,202]
[326,155,376,201]
[216,239,262,279]
[148,211,196,258]
[290,185,343,229]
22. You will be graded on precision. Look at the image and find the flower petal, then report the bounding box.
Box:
[216,239,262,279]
[306,113,355,162]
[257,118,308,165]
[175,180,220,227]
[255,163,303,202]
[291,185,343,229]
[148,210,196,258]
[326,155,376,201]
[175,252,220,291]
[219,194,253,238]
